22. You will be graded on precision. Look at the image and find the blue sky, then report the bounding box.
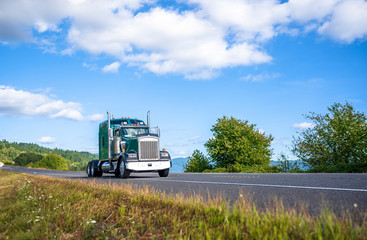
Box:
[1,0,367,159]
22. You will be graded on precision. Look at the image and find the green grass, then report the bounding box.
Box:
[0,170,366,239]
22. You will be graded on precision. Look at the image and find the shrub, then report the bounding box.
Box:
[205,116,273,168]
[184,150,212,172]
[14,152,44,166]
[292,102,367,171]
[33,154,68,170]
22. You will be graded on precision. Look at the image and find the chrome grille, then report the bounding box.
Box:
[139,137,159,160]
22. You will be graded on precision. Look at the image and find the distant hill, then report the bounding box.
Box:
[170,157,188,173]
[0,140,97,171]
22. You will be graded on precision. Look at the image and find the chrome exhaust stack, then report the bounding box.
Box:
[107,111,112,159]
[147,110,150,128]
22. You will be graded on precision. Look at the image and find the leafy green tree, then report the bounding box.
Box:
[0,140,97,170]
[184,150,212,172]
[205,116,273,168]
[292,102,367,169]
[33,154,68,170]
[14,152,44,166]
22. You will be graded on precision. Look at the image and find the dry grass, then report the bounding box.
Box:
[0,170,366,239]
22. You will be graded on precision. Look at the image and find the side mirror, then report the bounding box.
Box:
[108,128,113,139]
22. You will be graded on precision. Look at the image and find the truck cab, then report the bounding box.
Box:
[87,112,171,178]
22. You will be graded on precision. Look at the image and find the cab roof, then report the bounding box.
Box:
[99,118,147,128]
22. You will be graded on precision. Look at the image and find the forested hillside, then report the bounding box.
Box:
[0,140,97,170]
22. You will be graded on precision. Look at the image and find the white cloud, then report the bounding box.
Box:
[82,62,97,71]
[288,0,340,23]
[61,48,73,56]
[0,0,366,79]
[190,0,290,41]
[102,61,121,73]
[37,136,56,144]
[241,73,280,82]
[0,85,101,121]
[292,122,315,129]
[318,0,367,43]
[87,114,104,121]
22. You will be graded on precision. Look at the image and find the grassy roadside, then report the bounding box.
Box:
[0,170,366,239]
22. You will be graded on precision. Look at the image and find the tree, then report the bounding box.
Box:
[183,150,212,172]
[205,116,273,168]
[33,154,68,170]
[14,152,43,166]
[292,102,367,169]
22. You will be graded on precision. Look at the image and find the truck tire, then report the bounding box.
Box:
[118,160,130,179]
[87,162,92,177]
[91,160,102,177]
[158,168,169,177]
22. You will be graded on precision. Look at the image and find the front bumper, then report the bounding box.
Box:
[126,160,171,171]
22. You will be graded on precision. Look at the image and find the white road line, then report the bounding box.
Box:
[156,179,367,192]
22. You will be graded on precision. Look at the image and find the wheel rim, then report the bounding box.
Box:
[91,164,94,176]
[87,164,90,175]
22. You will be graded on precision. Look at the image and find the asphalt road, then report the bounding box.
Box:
[3,165,367,215]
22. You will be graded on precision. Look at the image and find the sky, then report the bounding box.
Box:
[0,0,367,159]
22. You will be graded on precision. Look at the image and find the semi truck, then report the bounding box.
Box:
[86,111,171,178]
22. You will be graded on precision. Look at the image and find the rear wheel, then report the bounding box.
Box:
[91,162,95,177]
[118,160,130,179]
[87,162,92,177]
[158,168,169,177]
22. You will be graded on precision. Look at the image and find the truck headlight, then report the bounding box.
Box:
[160,152,170,159]
[127,152,138,159]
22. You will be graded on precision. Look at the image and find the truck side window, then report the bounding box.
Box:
[102,136,105,147]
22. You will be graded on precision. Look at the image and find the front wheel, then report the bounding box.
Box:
[158,168,169,177]
[118,161,130,179]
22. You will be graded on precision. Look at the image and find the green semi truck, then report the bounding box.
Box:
[86,112,171,178]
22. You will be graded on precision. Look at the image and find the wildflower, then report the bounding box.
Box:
[239,194,243,198]
[354,203,358,208]
[87,220,96,224]
[49,195,53,199]
[35,219,40,222]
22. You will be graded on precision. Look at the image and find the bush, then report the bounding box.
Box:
[205,116,273,168]
[308,162,367,173]
[14,152,44,166]
[1,160,14,165]
[33,154,68,170]
[184,150,212,172]
[292,102,367,171]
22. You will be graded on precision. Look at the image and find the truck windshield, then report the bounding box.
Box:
[122,128,149,137]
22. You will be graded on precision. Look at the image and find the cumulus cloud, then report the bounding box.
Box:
[318,0,367,43]
[0,0,366,78]
[0,85,101,121]
[292,122,315,129]
[102,61,121,73]
[37,136,56,144]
